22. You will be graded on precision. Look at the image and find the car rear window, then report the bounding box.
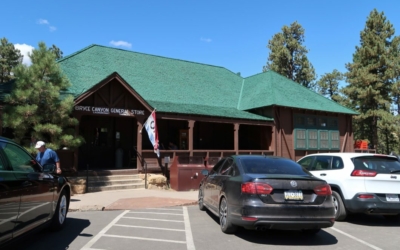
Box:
[352,156,400,174]
[240,157,310,176]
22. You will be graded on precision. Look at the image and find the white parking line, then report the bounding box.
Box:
[114,224,185,232]
[146,207,182,211]
[103,234,186,244]
[330,227,383,250]
[81,210,130,250]
[183,207,196,250]
[128,211,183,216]
[81,207,195,250]
[123,216,184,222]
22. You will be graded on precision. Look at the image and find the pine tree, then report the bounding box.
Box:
[264,21,316,89]
[316,69,343,102]
[0,37,23,84]
[2,42,84,153]
[343,9,400,150]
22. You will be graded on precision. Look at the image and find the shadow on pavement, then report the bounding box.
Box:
[341,213,400,227]
[205,210,338,246]
[3,217,91,250]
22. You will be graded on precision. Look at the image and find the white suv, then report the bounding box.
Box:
[298,153,400,221]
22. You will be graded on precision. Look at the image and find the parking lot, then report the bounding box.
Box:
[10,205,400,250]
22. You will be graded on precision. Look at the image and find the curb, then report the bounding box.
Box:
[69,201,198,212]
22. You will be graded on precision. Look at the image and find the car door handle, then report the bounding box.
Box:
[320,173,327,176]
[22,181,32,187]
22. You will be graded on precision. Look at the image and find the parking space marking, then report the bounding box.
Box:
[330,227,383,250]
[81,210,130,250]
[80,207,196,250]
[183,207,196,250]
[114,224,185,232]
[128,211,183,216]
[146,207,182,211]
[123,216,184,222]
[102,234,186,244]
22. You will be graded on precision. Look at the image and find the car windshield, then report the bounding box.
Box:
[240,157,310,176]
[352,156,400,174]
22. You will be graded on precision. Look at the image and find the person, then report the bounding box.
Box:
[168,142,178,150]
[35,141,62,174]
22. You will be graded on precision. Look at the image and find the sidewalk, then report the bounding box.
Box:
[68,188,198,212]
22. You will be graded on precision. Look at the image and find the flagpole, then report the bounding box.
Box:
[139,108,156,134]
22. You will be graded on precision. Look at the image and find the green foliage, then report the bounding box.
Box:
[0,37,23,83]
[49,44,63,60]
[343,9,400,151]
[2,42,84,150]
[316,69,343,102]
[264,21,316,89]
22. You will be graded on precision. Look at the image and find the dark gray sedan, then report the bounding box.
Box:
[198,155,335,234]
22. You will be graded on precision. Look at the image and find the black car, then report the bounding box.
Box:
[198,155,335,234]
[0,136,71,247]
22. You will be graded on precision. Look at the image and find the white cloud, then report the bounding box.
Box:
[14,44,35,66]
[37,18,56,32]
[37,19,49,25]
[201,37,212,43]
[109,40,132,48]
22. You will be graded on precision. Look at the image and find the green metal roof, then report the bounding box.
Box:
[239,71,358,115]
[1,44,355,120]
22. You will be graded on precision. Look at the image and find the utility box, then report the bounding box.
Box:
[170,156,207,191]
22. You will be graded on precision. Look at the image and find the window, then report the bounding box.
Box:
[294,114,339,150]
[210,158,225,175]
[219,158,233,176]
[295,129,306,149]
[298,156,314,170]
[2,143,36,173]
[308,130,318,149]
[311,156,332,170]
[332,156,344,169]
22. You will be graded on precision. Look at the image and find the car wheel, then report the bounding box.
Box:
[332,191,347,221]
[50,190,68,231]
[301,228,321,235]
[219,197,237,234]
[198,186,206,211]
[383,214,400,222]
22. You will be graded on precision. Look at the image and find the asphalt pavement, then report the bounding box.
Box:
[69,188,198,212]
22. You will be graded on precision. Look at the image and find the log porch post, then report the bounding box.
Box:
[234,123,239,155]
[188,120,195,156]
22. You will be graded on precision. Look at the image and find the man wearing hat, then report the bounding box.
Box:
[35,141,62,174]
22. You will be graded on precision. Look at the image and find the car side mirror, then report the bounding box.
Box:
[201,169,209,176]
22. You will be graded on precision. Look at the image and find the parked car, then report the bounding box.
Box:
[0,136,71,247]
[298,153,400,221]
[198,155,335,234]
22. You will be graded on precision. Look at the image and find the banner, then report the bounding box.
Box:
[143,110,160,157]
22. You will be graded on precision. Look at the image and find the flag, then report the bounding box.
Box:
[143,110,160,157]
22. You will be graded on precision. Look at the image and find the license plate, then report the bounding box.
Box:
[386,194,400,202]
[284,190,303,200]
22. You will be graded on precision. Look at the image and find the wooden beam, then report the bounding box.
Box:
[274,107,292,159]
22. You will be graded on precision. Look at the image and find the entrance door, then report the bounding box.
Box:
[79,116,137,170]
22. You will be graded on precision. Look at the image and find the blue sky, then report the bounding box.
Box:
[2,0,400,81]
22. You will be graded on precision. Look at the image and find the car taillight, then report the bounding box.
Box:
[241,182,273,195]
[314,184,332,196]
[351,170,377,177]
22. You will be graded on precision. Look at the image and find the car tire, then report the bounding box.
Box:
[332,191,347,221]
[383,214,400,222]
[219,197,237,234]
[50,190,68,231]
[198,186,206,211]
